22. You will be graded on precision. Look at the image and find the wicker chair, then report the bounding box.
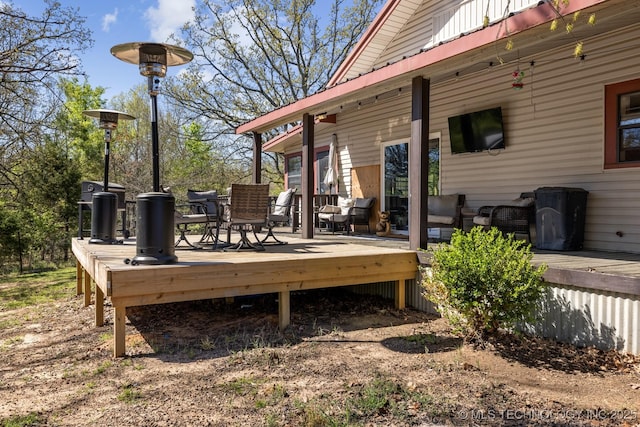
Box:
[223,183,270,251]
[472,192,535,242]
[350,197,376,233]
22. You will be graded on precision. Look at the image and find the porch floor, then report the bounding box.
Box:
[312,230,640,297]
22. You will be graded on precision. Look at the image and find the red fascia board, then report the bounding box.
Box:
[327,0,401,88]
[262,114,335,151]
[236,0,606,135]
[262,124,302,151]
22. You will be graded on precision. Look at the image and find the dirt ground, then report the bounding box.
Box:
[1,283,639,426]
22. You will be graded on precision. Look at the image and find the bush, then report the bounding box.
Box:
[421,227,547,340]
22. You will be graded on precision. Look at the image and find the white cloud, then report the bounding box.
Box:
[144,0,195,42]
[102,8,118,32]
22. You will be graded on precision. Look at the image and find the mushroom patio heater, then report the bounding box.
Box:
[82,109,135,244]
[111,42,193,264]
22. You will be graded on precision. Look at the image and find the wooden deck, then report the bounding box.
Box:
[72,229,640,357]
[72,234,418,357]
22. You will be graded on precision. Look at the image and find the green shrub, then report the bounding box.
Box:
[421,227,547,339]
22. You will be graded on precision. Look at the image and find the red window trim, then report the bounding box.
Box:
[604,78,640,169]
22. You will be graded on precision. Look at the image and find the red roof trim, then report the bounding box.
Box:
[237,0,606,135]
[327,0,401,88]
[262,125,302,151]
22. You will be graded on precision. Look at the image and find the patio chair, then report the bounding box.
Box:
[350,197,376,233]
[472,192,535,242]
[224,183,270,251]
[317,196,355,234]
[261,188,297,245]
[427,194,466,240]
[174,189,223,249]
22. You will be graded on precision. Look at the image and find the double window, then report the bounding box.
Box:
[605,78,640,168]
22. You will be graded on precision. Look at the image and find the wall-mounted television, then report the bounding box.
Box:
[448,107,505,154]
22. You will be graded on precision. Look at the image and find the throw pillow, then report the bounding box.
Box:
[272,188,295,216]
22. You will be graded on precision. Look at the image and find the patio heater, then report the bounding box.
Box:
[82,109,135,244]
[111,42,193,265]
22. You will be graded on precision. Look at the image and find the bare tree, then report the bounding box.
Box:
[167,0,382,184]
[0,0,92,189]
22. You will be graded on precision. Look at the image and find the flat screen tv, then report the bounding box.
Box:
[448,107,505,154]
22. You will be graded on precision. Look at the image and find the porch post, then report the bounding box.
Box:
[301,113,315,238]
[252,131,262,184]
[409,76,430,251]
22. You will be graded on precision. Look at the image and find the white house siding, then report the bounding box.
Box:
[429,24,640,254]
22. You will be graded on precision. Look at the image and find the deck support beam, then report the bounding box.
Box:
[76,261,83,295]
[95,286,104,327]
[83,270,91,307]
[395,280,406,310]
[278,290,291,329]
[114,306,126,357]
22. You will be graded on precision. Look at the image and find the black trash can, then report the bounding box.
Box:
[535,187,588,250]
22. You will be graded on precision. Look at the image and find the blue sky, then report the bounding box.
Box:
[19,0,196,101]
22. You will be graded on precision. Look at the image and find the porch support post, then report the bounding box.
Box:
[252,131,262,184]
[409,76,430,251]
[301,113,315,238]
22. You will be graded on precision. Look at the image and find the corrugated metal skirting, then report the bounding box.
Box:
[350,279,639,355]
[350,278,437,315]
[525,285,640,355]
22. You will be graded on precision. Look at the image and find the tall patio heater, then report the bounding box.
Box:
[82,109,135,244]
[111,42,193,264]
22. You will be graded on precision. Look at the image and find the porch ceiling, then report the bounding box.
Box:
[236,0,638,136]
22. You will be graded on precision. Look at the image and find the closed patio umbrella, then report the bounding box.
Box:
[324,134,339,194]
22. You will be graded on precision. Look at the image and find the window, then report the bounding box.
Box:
[316,150,329,194]
[285,153,302,191]
[605,78,640,168]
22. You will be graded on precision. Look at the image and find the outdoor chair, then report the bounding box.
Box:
[261,188,297,245]
[350,197,376,233]
[310,194,338,231]
[174,190,222,249]
[472,192,535,243]
[174,189,223,249]
[317,196,355,234]
[223,183,270,251]
[427,194,466,240]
